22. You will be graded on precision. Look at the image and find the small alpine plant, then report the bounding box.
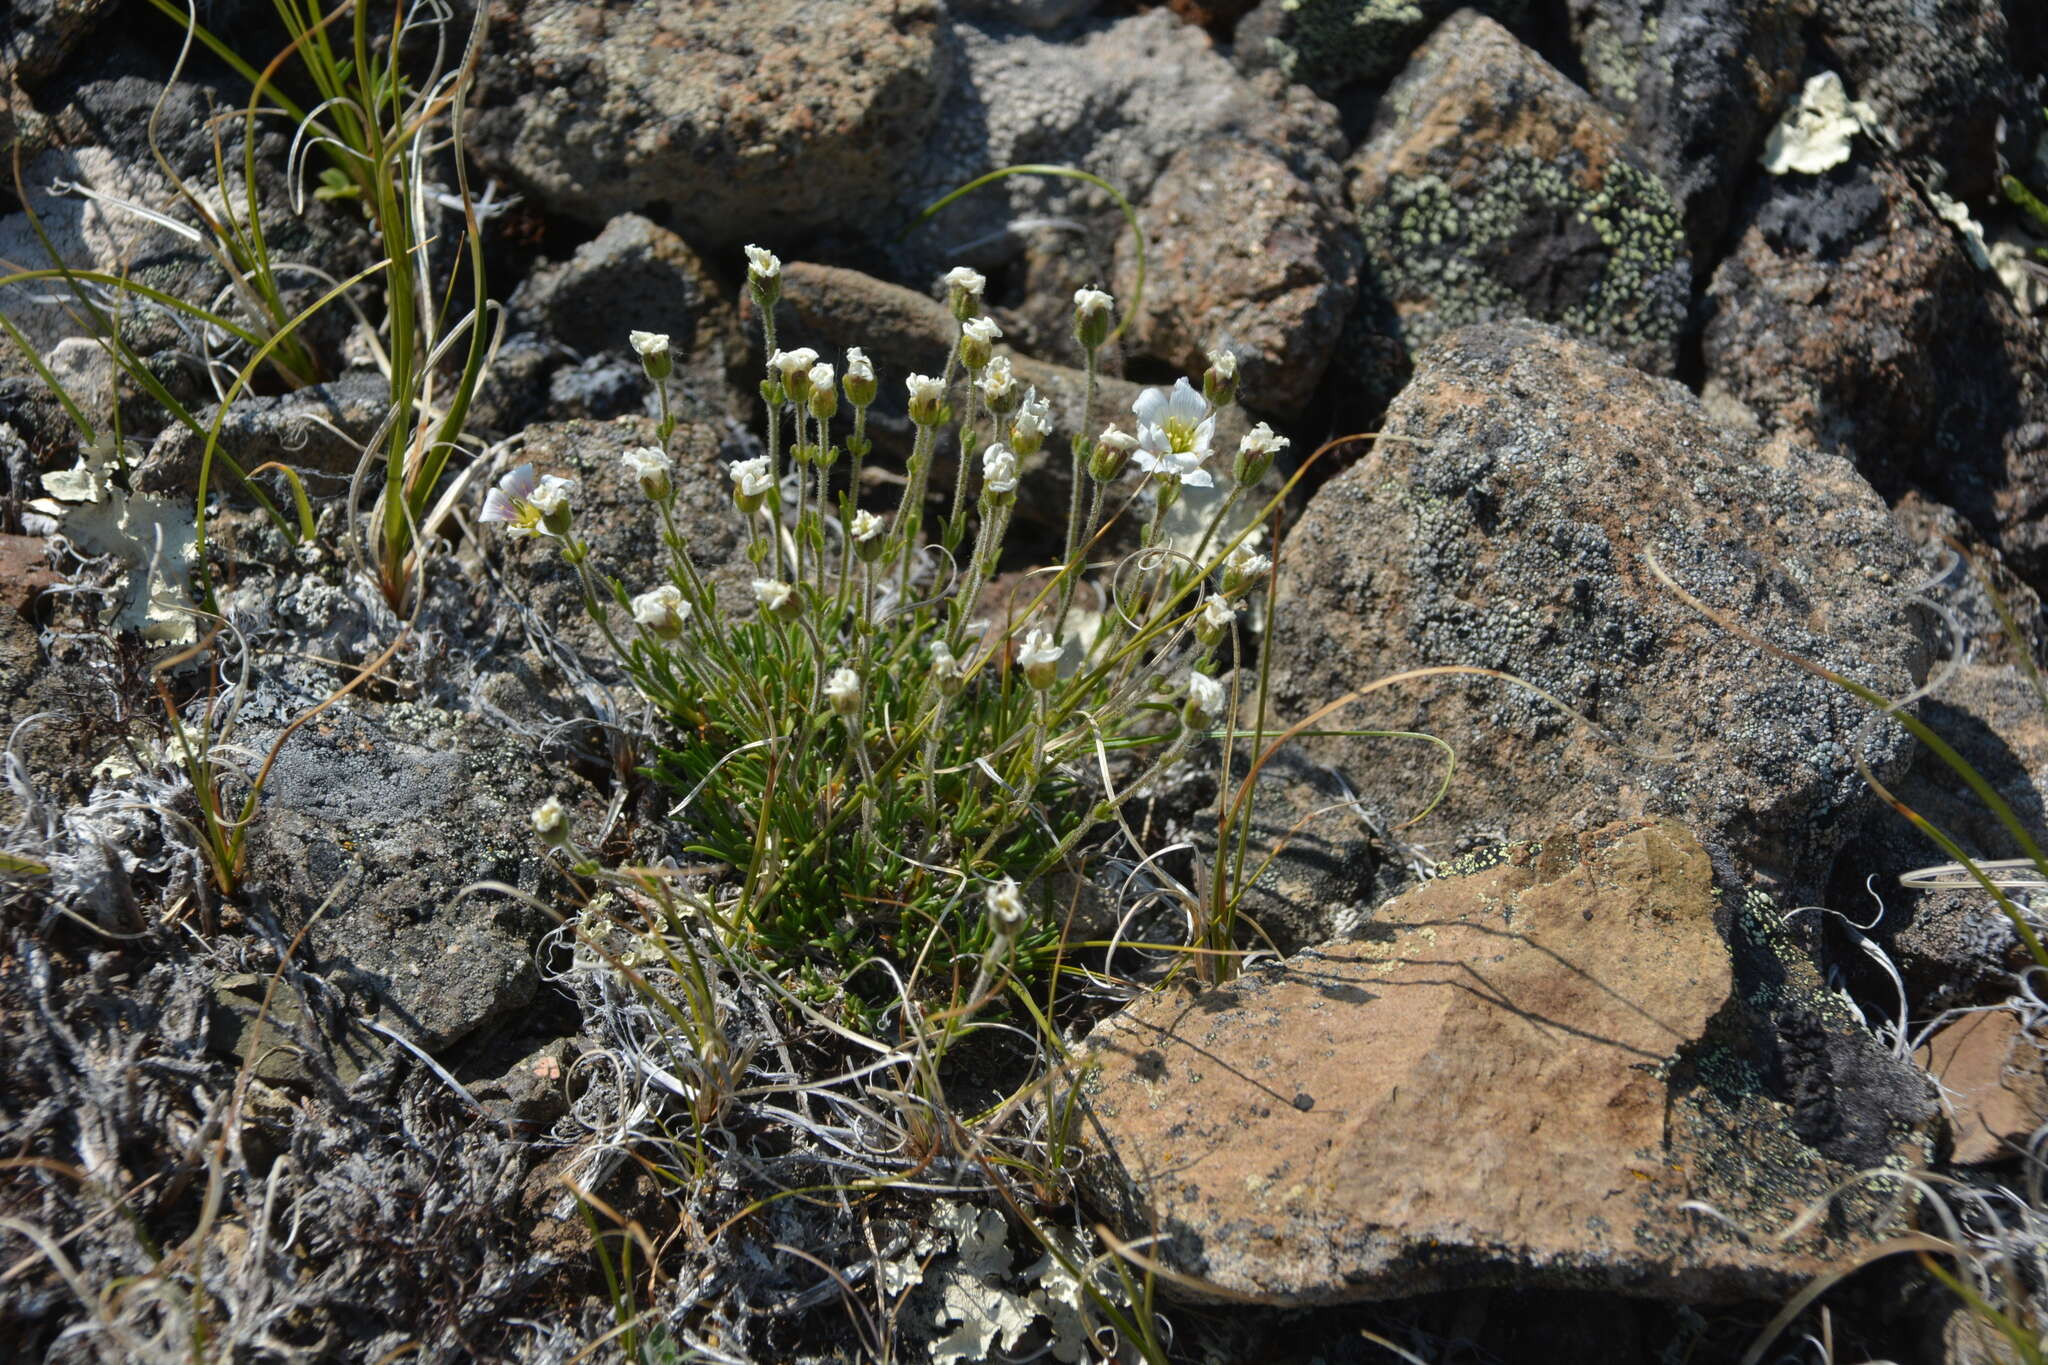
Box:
[488,248,1284,1014]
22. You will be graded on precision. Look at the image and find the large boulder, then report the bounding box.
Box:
[1080,818,1935,1305]
[1233,0,1528,99]
[1269,320,1928,898]
[470,0,952,241]
[1338,12,1690,424]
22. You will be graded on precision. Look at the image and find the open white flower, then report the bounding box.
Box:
[531,796,571,847]
[824,666,862,716]
[622,445,673,501]
[1016,627,1063,689]
[1131,378,1216,487]
[481,463,542,534]
[730,456,773,498]
[1009,387,1052,456]
[752,577,796,618]
[628,330,669,359]
[982,442,1019,497]
[744,244,781,281]
[632,583,691,639]
[979,355,1019,412]
[850,509,883,542]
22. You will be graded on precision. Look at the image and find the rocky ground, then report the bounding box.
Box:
[3,0,2047,1361]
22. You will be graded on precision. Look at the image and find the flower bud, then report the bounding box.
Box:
[632,583,691,640]
[843,347,877,409]
[623,444,673,502]
[730,456,773,515]
[1203,346,1239,409]
[979,355,1021,417]
[906,373,947,427]
[806,361,838,422]
[1232,421,1288,486]
[752,577,799,621]
[1221,542,1272,597]
[959,315,1000,372]
[824,666,861,716]
[985,877,1029,941]
[1009,388,1051,459]
[1089,426,1137,483]
[1073,287,1114,352]
[930,639,966,695]
[850,509,885,560]
[981,442,1019,500]
[529,475,576,537]
[629,330,672,383]
[944,266,986,323]
[531,796,572,849]
[1194,593,1236,648]
[745,244,782,309]
[1016,627,1062,690]
[1183,670,1226,730]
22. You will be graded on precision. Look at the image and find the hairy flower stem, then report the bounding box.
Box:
[1064,350,1096,567]
[945,387,985,550]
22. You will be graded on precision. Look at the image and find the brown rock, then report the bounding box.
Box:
[1917,1008,2047,1165]
[1114,129,1362,415]
[1338,11,1688,422]
[1703,160,2048,592]
[1081,818,1930,1305]
[1270,319,1926,895]
[0,533,58,615]
[472,0,950,238]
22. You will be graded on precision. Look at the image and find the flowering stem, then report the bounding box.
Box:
[1065,350,1095,568]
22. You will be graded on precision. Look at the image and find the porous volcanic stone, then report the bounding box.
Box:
[1080,818,1935,1305]
[1564,0,1809,262]
[1338,12,1689,422]
[1703,160,2048,591]
[1268,320,1927,896]
[471,0,951,239]
[490,416,756,675]
[245,701,592,1052]
[1234,0,1527,96]
[1113,130,1362,415]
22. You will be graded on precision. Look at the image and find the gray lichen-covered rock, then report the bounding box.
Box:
[1081,818,1935,1305]
[244,700,590,1052]
[137,371,391,494]
[1234,0,1527,96]
[1,0,119,91]
[1338,12,1690,423]
[1703,160,2048,591]
[1564,0,1810,262]
[1268,320,1928,896]
[470,0,951,239]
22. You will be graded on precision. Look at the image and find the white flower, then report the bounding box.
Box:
[850,509,883,542]
[982,442,1019,497]
[985,877,1028,937]
[906,372,947,424]
[744,244,781,281]
[531,796,571,847]
[823,666,862,716]
[845,347,873,381]
[628,330,669,358]
[1009,387,1052,456]
[1131,378,1216,487]
[632,583,691,639]
[1222,541,1272,595]
[622,445,673,501]
[752,578,795,617]
[1017,627,1063,689]
[1233,421,1289,483]
[1073,287,1114,321]
[1088,425,1138,482]
[1184,670,1227,728]
[481,463,541,533]
[943,265,986,297]
[524,474,578,535]
[807,360,835,394]
[979,355,1018,410]
[1198,593,1236,644]
[729,456,774,499]
[1206,347,1238,381]
[961,316,1001,345]
[770,347,818,391]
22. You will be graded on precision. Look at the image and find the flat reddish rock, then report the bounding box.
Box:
[1080,819,1928,1305]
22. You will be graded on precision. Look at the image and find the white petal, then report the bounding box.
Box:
[1132,387,1167,426]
